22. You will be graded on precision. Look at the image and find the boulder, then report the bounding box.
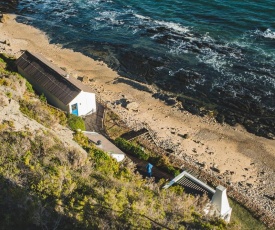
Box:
[126,101,139,110]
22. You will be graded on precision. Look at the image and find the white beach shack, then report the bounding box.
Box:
[83,131,125,162]
[16,51,96,116]
[163,171,232,223]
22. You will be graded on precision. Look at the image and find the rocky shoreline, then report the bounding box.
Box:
[102,96,275,228]
[149,90,275,140]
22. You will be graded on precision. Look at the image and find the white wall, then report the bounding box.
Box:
[211,185,232,222]
[69,91,96,116]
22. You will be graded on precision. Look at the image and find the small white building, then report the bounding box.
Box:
[16,51,96,116]
[163,171,232,223]
[83,131,125,162]
[210,185,232,222]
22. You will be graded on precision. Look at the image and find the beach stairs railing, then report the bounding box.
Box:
[95,101,105,130]
[143,132,156,144]
[84,101,105,133]
[125,121,162,149]
[142,123,161,147]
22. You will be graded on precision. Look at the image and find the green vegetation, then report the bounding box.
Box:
[5,91,12,98]
[0,53,16,71]
[0,128,231,229]
[25,80,34,93]
[115,137,149,160]
[104,109,129,139]
[39,93,47,103]
[115,137,180,176]
[18,78,67,127]
[67,114,86,131]
[229,199,267,230]
[19,99,67,128]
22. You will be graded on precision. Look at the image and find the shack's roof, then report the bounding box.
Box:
[16,51,93,105]
[163,171,215,197]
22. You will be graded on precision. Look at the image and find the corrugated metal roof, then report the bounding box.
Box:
[16,51,94,105]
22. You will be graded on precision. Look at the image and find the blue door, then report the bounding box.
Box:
[71,103,78,116]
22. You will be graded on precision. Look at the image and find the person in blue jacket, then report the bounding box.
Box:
[146,163,153,177]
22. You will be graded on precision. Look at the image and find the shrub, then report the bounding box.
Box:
[67,114,86,131]
[25,81,34,94]
[39,93,47,103]
[0,78,10,86]
[115,138,149,160]
[19,99,58,127]
[49,107,67,126]
[114,138,181,176]
[6,91,12,98]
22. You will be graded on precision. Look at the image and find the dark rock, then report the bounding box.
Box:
[165,149,174,154]
[238,182,244,187]
[165,98,177,106]
[249,101,264,115]
[216,113,225,124]
[174,69,201,84]
[176,96,185,104]
[244,119,262,134]
[210,166,220,173]
[178,133,189,139]
[152,93,169,101]
[224,113,237,126]
[185,104,200,115]
[226,98,250,112]
[264,194,275,201]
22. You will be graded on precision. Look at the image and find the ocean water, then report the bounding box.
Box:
[14,0,275,134]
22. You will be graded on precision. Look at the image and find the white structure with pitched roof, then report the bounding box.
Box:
[163,171,232,223]
[211,185,232,222]
[16,51,96,116]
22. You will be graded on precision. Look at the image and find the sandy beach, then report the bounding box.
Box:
[1,14,274,220]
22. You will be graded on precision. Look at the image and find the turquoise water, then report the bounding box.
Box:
[15,0,275,135]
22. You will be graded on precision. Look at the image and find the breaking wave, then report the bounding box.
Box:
[253,28,275,39]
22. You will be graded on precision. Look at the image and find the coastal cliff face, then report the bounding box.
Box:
[0,0,19,13]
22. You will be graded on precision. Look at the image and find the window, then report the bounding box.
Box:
[71,104,77,110]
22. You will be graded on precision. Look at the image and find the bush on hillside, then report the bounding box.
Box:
[67,114,86,131]
[115,138,181,176]
[25,80,34,93]
[115,137,149,160]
